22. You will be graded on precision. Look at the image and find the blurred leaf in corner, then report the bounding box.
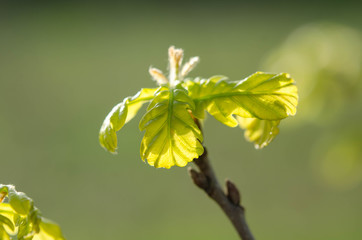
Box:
[262,22,362,125]
[310,131,362,190]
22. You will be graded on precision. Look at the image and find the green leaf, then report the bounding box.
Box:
[0,215,14,232]
[18,219,33,239]
[99,88,157,153]
[237,117,280,149]
[183,76,226,119]
[186,72,298,127]
[0,203,18,230]
[139,84,204,168]
[8,191,33,216]
[34,218,65,240]
[0,225,10,240]
[1,185,33,216]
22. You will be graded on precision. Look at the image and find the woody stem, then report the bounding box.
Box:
[188,120,255,240]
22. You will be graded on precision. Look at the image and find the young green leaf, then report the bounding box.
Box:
[183,76,227,120]
[99,88,157,153]
[35,218,65,240]
[0,215,14,232]
[186,72,298,127]
[7,189,33,216]
[237,117,280,149]
[139,84,204,168]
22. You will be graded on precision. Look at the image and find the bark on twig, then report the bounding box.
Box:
[188,148,255,240]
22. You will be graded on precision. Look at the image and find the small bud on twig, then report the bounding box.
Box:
[188,167,209,190]
[226,179,241,205]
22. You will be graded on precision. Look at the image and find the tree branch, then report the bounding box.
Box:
[188,147,255,240]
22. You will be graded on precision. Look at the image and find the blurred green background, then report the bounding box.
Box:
[1,1,362,239]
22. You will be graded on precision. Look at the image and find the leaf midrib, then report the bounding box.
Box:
[153,88,175,167]
[193,91,297,102]
[167,88,175,166]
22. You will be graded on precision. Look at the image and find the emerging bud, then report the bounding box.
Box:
[149,67,168,85]
[226,179,241,206]
[181,56,200,78]
[168,46,184,68]
[168,46,184,84]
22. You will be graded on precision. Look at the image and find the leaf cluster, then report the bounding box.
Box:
[99,47,298,168]
[0,185,65,240]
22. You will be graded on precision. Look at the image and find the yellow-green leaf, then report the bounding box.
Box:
[99,88,157,153]
[237,117,280,149]
[183,76,227,120]
[33,218,65,240]
[186,72,298,127]
[0,215,14,232]
[8,191,33,216]
[139,84,204,168]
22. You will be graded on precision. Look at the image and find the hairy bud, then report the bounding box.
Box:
[149,67,168,85]
[168,46,184,84]
[181,56,199,78]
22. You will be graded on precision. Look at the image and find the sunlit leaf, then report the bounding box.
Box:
[33,218,65,240]
[99,88,157,153]
[183,76,226,119]
[0,225,10,240]
[7,190,33,216]
[139,84,204,168]
[0,215,14,232]
[237,117,280,149]
[0,203,17,235]
[186,72,298,127]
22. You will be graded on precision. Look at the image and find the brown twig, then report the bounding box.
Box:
[188,147,255,240]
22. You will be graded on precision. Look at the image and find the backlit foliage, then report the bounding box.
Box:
[99,47,298,168]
